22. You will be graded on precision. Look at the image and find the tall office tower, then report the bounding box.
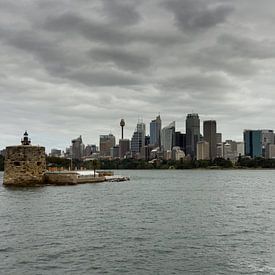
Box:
[99,134,116,156]
[243,130,262,158]
[145,135,150,146]
[119,139,130,159]
[175,131,185,150]
[161,121,175,151]
[72,135,84,160]
[186,113,200,158]
[131,122,146,155]
[150,115,162,147]
[203,120,217,160]
[197,141,209,160]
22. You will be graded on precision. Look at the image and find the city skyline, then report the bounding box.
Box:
[1,1,275,149]
[3,114,275,152]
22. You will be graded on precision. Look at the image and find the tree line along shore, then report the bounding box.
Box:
[2,155,275,171]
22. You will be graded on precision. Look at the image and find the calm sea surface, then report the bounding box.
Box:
[0,170,274,274]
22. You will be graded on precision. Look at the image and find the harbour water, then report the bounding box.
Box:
[0,170,274,274]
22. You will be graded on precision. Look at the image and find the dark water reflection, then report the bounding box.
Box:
[0,170,274,274]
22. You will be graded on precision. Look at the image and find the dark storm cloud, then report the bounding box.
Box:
[166,0,234,32]
[1,0,275,149]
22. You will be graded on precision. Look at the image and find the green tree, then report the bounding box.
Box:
[91,159,100,177]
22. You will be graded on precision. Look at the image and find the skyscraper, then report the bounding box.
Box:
[131,122,146,155]
[243,130,262,158]
[186,113,200,158]
[161,121,175,151]
[203,120,217,160]
[175,131,185,151]
[119,139,130,159]
[72,136,84,160]
[99,134,116,156]
[197,141,209,160]
[150,115,161,147]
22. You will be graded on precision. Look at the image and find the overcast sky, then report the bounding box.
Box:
[1,0,275,150]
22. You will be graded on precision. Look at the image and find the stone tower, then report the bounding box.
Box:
[3,132,46,186]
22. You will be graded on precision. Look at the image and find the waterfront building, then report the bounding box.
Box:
[150,115,161,147]
[236,142,245,156]
[163,150,172,160]
[161,121,175,151]
[119,139,130,159]
[84,144,97,157]
[203,120,217,160]
[186,113,200,158]
[243,130,262,158]
[266,144,275,159]
[261,130,274,158]
[100,134,116,157]
[64,146,72,158]
[172,146,185,161]
[196,141,209,160]
[110,146,120,159]
[223,140,238,161]
[217,143,223,158]
[50,149,62,157]
[175,132,185,151]
[72,136,84,160]
[216,133,222,144]
[141,144,155,161]
[0,149,6,157]
[131,122,146,156]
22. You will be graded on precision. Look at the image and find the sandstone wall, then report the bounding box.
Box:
[4,145,46,186]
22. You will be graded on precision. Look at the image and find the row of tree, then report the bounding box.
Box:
[2,156,275,171]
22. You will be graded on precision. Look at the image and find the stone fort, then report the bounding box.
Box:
[3,131,46,186]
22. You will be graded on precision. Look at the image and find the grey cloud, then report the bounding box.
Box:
[100,0,141,26]
[166,0,234,32]
[1,0,275,149]
[218,34,275,60]
[66,70,142,87]
[89,47,151,72]
[43,13,131,45]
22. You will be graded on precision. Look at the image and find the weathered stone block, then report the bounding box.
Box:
[3,145,46,186]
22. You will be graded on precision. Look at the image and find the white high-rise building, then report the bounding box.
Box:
[150,115,162,147]
[161,121,175,151]
[197,141,209,160]
[131,122,146,155]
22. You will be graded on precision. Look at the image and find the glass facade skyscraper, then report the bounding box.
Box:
[203,120,217,160]
[150,115,161,147]
[186,113,200,158]
[243,130,262,158]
